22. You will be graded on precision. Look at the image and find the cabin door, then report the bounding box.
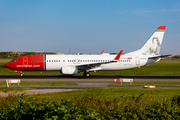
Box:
[136,57,140,65]
[23,57,28,65]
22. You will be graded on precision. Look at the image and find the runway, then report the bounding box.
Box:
[0,75,180,89]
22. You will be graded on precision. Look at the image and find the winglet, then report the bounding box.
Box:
[114,50,123,60]
[100,50,104,55]
[157,26,166,31]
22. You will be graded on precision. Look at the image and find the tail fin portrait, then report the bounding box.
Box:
[141,26,166,56]
[126,26,166,56]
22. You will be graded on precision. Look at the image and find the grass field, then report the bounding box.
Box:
[1,88,180,119]
[0,59,11,66]
[0,87,33,92]
[1,60,180,75]
[0,82,78,86]
[1,88,180,105]
[37,88,180,100]
[109,82,180,86]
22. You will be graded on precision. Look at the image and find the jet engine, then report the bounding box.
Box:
[60,66,78,75]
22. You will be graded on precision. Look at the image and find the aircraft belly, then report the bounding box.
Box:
[100,62,136,71]
[46,63,62,71]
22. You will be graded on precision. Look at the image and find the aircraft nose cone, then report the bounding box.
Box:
[5,62,10,68]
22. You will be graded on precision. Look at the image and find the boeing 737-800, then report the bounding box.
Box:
[5,26,167,77]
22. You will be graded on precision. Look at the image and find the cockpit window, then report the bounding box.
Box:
[11,59,18,62]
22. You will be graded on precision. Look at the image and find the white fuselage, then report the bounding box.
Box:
[45,54,148,71]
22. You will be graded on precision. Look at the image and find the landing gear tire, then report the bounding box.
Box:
[83,72,90,77]
[20,73,23,76]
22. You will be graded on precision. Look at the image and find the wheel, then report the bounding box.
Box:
[83,72,90,77]
[20,73,23,76]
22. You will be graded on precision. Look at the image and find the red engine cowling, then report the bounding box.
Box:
[60,66,78,75]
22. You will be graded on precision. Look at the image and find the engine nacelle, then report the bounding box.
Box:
[60,66,78,75]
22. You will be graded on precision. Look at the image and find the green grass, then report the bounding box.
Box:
[37,88,180,100]
[0,82,78,86]
[0,87,33,92]
[1,60,180,75]
[109,82,180,86]
[0,59,11,66]
[0,68,62,75]
[1,88,180,104]
[1,88,180,119]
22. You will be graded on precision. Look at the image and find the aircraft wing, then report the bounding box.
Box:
[148,54,171,59]
[76,50,123,71]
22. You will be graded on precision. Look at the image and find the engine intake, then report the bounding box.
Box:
[60,66,78,75]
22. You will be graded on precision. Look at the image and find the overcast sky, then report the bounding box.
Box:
[0,0,180,54]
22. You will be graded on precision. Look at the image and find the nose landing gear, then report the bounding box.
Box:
[20,73,23,76]
[15,70,23,76]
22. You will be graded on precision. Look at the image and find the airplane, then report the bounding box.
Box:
[5,26,167,77]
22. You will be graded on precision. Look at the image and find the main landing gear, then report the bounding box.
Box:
[83,72,90,77]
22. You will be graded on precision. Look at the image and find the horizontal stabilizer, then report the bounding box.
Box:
[148,54,171,59]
